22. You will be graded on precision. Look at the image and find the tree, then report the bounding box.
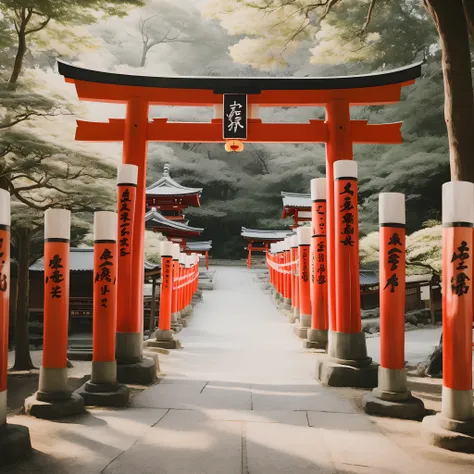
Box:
[203,0,474,182]
[2,129,116,370]
[136,1,198,67]
[0,0,145,85]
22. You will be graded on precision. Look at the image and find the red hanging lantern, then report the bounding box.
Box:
[225,140,244,153]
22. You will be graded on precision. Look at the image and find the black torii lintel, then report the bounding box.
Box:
[57,60,423,95]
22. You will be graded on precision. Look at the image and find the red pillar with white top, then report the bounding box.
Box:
[0,189,32,467]
[363,193,425,419]
[306,177,328,350]
[316,160,377,389]
[148,241,181,350]
[294,227,312,339]
[422,181,474,452]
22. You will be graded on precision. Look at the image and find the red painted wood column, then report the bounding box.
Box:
[290,236,297,318]
[116,165,138,340]
[306,178,328,349]
[295,227,312,339]
[281,238,292,310]
[268,244,274,290]
[275,243,283,301]
[148,241,180,349]
[91,212,119,383]
[372,193,416,404]
[440,182,474,424]
[25,209,85,418]
[0,190,10,427]
[291,235,300,323]
[0,190,31,457]
[331,160,371,364]
[116,98,149,367]
[179,253,186,313]
[78,211,130,406]
[325,100,352,355]
[171,243,181,322]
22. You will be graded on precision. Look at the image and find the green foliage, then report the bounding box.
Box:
[360,225,442,276]
[0,1,145,24]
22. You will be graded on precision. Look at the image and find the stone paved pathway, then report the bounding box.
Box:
[4,267,473,473]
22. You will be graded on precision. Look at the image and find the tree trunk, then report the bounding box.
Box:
[424,0,474,181]
[140,43,148,68]
[9,10,28,85]
[12,228,35,370]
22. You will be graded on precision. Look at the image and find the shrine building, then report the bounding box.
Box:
[145,207,204,249]
[241,227,294,268]
[281,192,312,229]
[146,163,202,222]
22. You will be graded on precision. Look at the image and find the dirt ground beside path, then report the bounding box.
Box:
[5,350,153,416]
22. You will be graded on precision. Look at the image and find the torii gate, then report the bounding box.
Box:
[58,60,421,363]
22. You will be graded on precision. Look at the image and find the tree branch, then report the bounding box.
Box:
[362,0,378,32]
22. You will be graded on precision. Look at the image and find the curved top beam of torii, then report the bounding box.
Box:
[57,60,422,107]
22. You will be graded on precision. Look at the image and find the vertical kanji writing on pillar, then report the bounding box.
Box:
[119,189,132,257]
[339,182,355,247]
[95,248,115,308]
[0,238,7,292]
[46,254,64,298]
[301,247,310,283]
[163,258,171,289]
[383,232,402,293]
[451,240,470,296]
[316,241,326,284]
[316,204,325,233]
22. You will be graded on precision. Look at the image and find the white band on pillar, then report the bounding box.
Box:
[290,235,298,248]
[172,243,180,260]
[442,181,474,224]
[311,178,326,201]
[161,241,174,258]
[379,193,405,225]
[334,160,357,180]
[269,243,274,254]
[0,189,10,227]
[117,164,138,185]
[282,238,291,251]
[45,208,70,240]
[94,211,117,241]
[297,227,312,245]
[179,254,186,265]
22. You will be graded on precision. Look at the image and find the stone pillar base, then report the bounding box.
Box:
[76,381,130,407]
[179,318,189,328]
[363,392,425,420]
[148,329,181,350]
[116,356,157,385]
[422,414,474,453]
[304,329,328,350]
[171,322,183,333]
[116,332,143,365]
[365,366,427,419]
[293,313,310,339]
[288,307,298,324]
[24,391,85,419]
[0,424,32,468]
[280,298,292,312]
[293,326,308,339]
[147,339,182,350]
[315,358,378,389]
